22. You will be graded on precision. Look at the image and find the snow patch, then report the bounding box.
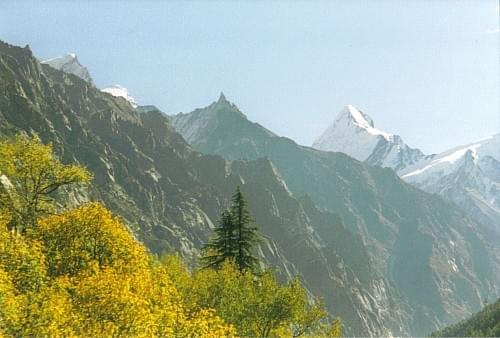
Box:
[346,105,392,140]
[448,259,458,273]
[402,135,498,179]
[101,85,138,108]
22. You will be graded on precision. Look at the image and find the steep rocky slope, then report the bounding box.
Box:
[0,41,403,336]
[171,96,500,335]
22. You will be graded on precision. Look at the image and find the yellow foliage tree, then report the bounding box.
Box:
[0,134,91,231]
[70,263,233,336]
[0,206,236,337]
[31,202,148,277]
[0,221,80,337]
[0,268,24,334]
[0,135,340,337]
[18,282,80,337]
[0,222,46,293]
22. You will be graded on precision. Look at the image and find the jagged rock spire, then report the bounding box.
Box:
[218,92,228,104]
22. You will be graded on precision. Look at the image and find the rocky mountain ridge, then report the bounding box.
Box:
[401,134,500,232]
[41,53,94,85]
[171,97,500,336]
[313,105,500,233]
[0,40,400,336]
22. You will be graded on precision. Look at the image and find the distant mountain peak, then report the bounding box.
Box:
[41,53,93,84]
[218,92,228,103]
[101,85,138,108]
[338,105,392,140]
[313,105,427,171]
[213,92,235,111]
[344,104,375,128]
[400,134,500,231]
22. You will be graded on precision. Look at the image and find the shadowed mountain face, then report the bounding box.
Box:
[0,41,412,336]
[171,96,500,336]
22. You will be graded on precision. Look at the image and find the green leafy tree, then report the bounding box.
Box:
[0,135,91,231]
[165,258,339,337]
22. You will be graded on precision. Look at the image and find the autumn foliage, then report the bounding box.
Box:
[0,135,340,337]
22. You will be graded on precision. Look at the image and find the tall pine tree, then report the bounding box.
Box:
[231,186,260,272]
[201,186,260,272]
[201,210,236,269]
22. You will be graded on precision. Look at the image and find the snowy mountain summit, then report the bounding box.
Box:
[101,85,138,108]
[401,134,500,230]
[313,105,429,171]
[313,105,500,231]
[41,53,93,84]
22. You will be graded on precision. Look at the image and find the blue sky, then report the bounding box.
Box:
[1,0,499,153]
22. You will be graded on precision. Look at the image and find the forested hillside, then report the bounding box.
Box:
[432,298,500,337]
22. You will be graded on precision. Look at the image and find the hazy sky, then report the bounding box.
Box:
[1,0,499,153]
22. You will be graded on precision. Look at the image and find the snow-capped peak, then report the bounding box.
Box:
[313,105,428,171]
[101,85,138,108]
[342,105,392,140]
[345,104,374,129]
[41,53,93,84]
[401,135,499,179]
[313,105,393,161]
[400,134,500,231]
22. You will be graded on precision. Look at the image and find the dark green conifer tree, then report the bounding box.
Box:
[201,186,260,272]
[201,210,236,269]
[230,186,260,272]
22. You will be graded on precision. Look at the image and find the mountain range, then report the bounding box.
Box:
[313,105,500,233]
[171,95,500,336]
[1,41,403,336]
[41,54,138,107]
[2,41,499,336]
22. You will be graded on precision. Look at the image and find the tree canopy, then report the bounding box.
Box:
[202,186,260,272]
[0,134,91,231]
[0,135,341,337]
